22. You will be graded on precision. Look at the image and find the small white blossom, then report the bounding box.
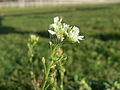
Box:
[62,23,70,36]
[67,26,84,43]
[48,16,64,40]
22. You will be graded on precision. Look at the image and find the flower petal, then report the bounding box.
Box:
[54,16,59,23]
[48,30,56,35]
[78,36,84,40]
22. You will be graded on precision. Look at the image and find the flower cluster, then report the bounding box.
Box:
[30,35,39,42]
[48,16,84,43]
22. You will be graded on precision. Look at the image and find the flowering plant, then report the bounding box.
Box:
[28,16,84,90]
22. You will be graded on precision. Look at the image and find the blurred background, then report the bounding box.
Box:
[0,0,120,7]
[0,0,120,90]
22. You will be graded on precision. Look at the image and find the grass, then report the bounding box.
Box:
[0,3,120,90]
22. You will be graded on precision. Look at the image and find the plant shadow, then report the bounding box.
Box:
[4,9,71,18]
[93,33,120,41]
[0,16,49,38]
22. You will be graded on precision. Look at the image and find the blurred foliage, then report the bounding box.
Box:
[0,3,120,90]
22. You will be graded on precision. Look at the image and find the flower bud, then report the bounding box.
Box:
[30,71,34,76]
[42,57,45,64]
[50,77,54,84]
[51,65,56,69]
[60,37,64,42]
[55,48,63,57]
[49,41,52,46]
[61,67,65,73]
[30,34,39,42]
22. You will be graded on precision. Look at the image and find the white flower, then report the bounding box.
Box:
[48,17,64,40]
[67,26,84,43]
[72,26,79,35]
[62,23,70,36]
[48,16,84,43]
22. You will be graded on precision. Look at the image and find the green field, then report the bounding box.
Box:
[0,3,120,90]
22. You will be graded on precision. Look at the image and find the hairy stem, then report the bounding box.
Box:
[42,44,58,90]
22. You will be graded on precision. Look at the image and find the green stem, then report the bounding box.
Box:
[42,64,51,90]
[60,65,64,90]
[42,44,58,90]
[42,60,54,90]
[60,71,64,90]
[59,61,65,90]
[51,44,58,59]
